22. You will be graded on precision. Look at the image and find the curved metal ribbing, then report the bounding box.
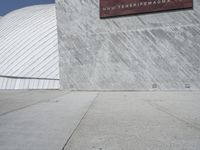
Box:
[0,4,59,89]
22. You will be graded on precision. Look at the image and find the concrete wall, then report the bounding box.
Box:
[56,0,200,90]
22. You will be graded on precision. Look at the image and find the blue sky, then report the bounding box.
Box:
[0,0,55,16]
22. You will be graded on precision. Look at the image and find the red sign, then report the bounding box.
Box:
[100,0,193,18]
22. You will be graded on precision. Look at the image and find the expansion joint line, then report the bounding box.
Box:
[0,91,70,117]
[61,92,101,150]
[147,100,200,131]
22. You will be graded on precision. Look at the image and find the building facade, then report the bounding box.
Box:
[0,1,200,90]
[56,0,200,90]
[0,5,59,89]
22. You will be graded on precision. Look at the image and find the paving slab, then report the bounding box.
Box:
[63,92,200,150]
[0,91,98,150]
[0,90,67,115]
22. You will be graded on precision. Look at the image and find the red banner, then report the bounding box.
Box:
[100,0,193,18]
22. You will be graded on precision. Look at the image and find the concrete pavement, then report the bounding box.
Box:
[63,92,200,150]
[0,90,67,116]
[0,90,98,150]
[0,91,200,150]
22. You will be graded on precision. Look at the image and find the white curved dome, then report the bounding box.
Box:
[0,4,59,89]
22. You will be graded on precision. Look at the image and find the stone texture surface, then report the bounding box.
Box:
[56,0,200,90]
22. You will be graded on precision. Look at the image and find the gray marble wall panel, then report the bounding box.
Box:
[56,0,200,90]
